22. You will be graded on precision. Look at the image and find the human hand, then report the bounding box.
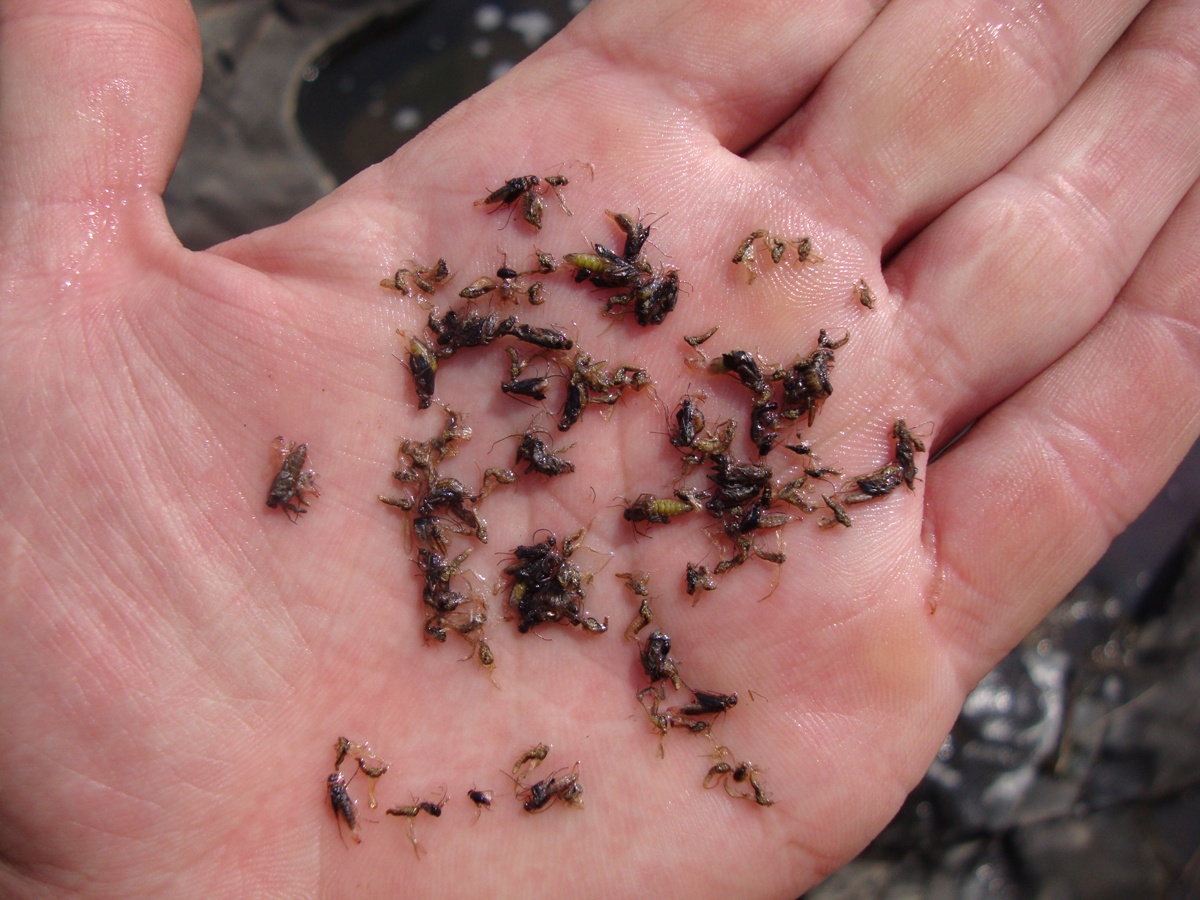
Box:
[2,0,1198,895]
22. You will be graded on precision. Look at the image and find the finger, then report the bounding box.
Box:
[542,0,891,153]
[877,0,1200,447]
[0,0,201,259]
[762,0,1147,253]
[927,174,1200,690]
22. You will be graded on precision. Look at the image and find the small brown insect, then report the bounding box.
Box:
[382,258,451,298]
[893,419,927,489]
[819,493,852,528]
[267,438,318,521]
[356,756,390,809]
[618,571,654,641]
[512,742,552,786]
[842,462,905,505]
[704,750,774,806]
[856,277,877,309]
[733,231,821,282]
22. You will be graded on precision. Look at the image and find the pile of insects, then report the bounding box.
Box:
[260,167,926,848]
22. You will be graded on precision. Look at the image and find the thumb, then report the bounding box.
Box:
[0,0,201,278]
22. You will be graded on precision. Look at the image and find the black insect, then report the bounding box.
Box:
[686,562,717,597]
[674,688,738,717]
[640,630,683,691]
[502,347,551,401]
[475,174,571,229]
[516,430,575,477]
[504,532,607,635]
[467,787,493,820]
[521,764,584,812]
[267,439,318,521]
[328,772,361,844]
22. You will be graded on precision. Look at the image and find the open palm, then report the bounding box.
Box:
[3,0,1198,896]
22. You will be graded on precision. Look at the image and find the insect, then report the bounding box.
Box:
[511,742,552,786]
[381,257,451,298]
[564,242,647,288]
[356,756,390,809]
[639,630,683,692]
[670,395,706,454]
[515,429,575,477]
[892,419,927,489]
[731,230,766,276]
[557,350,652,432]
[386,789,448,858]
[606,266,680,326]
[475,174,571,230]
[683,325,720,366]
[501,347,551,401]
[780,331,849,426]
[328,771,362,844]
[685,562,717,597]
[732,230,822,283]
[458,254,550,304]
[267,438,318,521]
[405,333,439,408]
[819,493,852,528]
[623,489,708,527]
[618,571,654,641]
[504,531,607,634]
[856,277,877,309]
[467,787,494,820]
[704,748,774,806]
[605,209,656,259]
[710,349,772,405]
[673,688,738,718]
[521,764,584,813]
[841,462,906,505]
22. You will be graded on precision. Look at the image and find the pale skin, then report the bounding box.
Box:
[1,0,1198,895]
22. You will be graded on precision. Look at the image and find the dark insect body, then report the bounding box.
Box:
[640,630,682,690]
[504,532,606,634]
[267,439,318,521]
[674,689,738,717]
[476,174,571,230]
[893,419,927,489]
[328,772,361,844]
[516,431,575,477]
[521,765,584,812]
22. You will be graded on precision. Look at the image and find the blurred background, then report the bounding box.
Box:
[166,3,1200,896]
